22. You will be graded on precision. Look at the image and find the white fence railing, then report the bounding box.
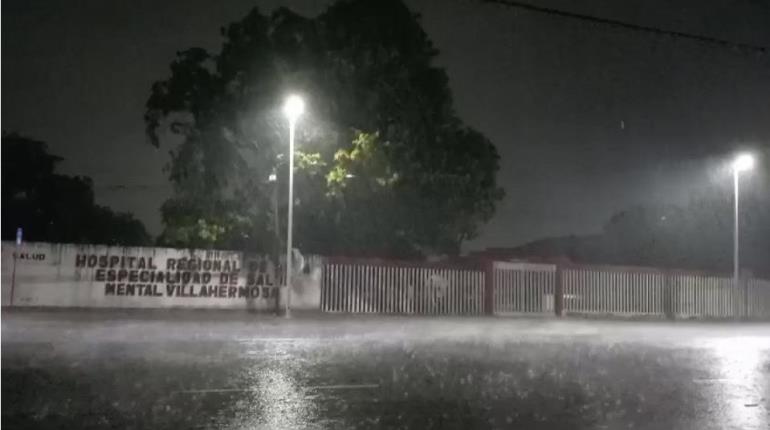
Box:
[321,261,485,315]
[493,262,555,315]
[671,273,735,318]
[748,278,770,319]
[563,267,665,317]
[319,257,770,320]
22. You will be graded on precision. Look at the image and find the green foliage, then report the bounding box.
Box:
[1,132,152,246]
[295,151,326,175]
[326,131,397,195]
[155,197,271,252]
[145,0,503,257]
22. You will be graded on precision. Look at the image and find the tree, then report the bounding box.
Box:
[2,132,151,246]
[145,0,503,258]
[501,192,769,275]
[600,195,770,274]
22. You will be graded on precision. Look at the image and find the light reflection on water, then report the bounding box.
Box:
[220,340,318,430]
[708,336,770,430]
[188,332,770,430]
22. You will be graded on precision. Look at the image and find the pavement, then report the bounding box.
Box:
[2,309,769,429]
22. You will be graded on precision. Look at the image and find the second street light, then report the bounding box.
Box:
[282,94,304,318]
[730,152,755,306]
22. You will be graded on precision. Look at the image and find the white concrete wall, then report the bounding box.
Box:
[1,241,321,311]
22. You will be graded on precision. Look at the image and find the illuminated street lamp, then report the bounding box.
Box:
[282,95,304,318]
[731,153,755,296]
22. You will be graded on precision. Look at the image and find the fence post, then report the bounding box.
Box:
[663,270,674,320]
[554,265,564,317]
[484,260,494,315]
[319,260,326,312]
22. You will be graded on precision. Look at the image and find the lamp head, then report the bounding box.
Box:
[732,153,755,173]
[283,95,305,123]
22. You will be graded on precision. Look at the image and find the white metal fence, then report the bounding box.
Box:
[748,278,770,319]
[563,267,665,317]
[493,262,555,315]
[319,257,770,320]
[670,273,736,318]
[321,260,485,315]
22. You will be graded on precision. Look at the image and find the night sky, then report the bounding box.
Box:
[3,0,769,251]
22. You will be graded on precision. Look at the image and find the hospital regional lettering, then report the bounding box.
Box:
[75,254,241,272]
[74,253,278,299]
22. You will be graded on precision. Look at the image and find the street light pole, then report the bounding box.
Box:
[286,118,295,318]
[282,95,304,318]
[733,166,740,291]
[730,153,755,306]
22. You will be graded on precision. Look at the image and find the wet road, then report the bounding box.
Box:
[2,310,769,429]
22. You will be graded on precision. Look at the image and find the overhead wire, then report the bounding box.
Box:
[482,0,769,54]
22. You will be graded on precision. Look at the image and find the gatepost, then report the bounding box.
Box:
[554,264,564,317]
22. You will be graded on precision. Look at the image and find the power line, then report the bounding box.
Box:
[483,0,769,54]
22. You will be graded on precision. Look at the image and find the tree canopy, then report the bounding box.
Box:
[503,194,769,275]
[145,0,503,258]
[2,132,151,246]
[599,195,770,274]
[598,147,770,273]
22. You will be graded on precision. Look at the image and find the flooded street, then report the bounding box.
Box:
[3,310,769,429]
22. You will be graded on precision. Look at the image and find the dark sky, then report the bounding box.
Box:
[3,0,770,251]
